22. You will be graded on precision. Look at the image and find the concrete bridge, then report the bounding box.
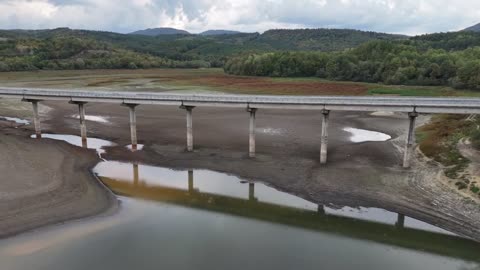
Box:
[2,87,480,167]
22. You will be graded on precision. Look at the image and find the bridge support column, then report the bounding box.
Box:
[181,105,195,152]
[30,100,42,138]
[403,112,419,168]
[188,170,194,193]
[396,214,405,229]
[248,108,257,158]
[123,104,138,150]
[320,110,330,164]
[70,101,88,146]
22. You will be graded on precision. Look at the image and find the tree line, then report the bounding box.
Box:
[224,41,480,90]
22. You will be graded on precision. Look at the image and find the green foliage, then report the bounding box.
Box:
[224,41,480,90]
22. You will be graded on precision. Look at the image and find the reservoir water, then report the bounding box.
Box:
[0,159,479,270]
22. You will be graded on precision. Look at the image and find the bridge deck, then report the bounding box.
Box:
[1,87,480,113]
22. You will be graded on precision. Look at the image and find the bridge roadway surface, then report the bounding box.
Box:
[1,87,480,114]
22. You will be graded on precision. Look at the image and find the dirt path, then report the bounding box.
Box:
[0,123,117,238]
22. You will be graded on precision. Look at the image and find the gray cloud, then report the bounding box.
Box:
[0,0,479,35]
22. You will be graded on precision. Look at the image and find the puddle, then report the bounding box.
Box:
[0,116,30,125]
[257,127,285,135]
[343,127,392,143]
[31,134,115,155]
[371,111,396,117]
[93,160,453,235]
[126,144,144,151]
[71,115,110,124]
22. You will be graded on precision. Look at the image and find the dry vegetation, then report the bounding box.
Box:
[417,114,480,197]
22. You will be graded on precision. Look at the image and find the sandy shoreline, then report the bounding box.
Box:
[0,124,118,238]
[0,100,479,241]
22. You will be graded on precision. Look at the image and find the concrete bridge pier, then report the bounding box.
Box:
[188,170,194,193]
[403,112,419,168]
[320,109,330,164]
[70,101,88,146]
[181,105,195,152]
[123,104,139,150]
[247,108,257,158]
[28,100,42,138]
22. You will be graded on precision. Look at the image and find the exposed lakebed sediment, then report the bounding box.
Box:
[0,101,479,243]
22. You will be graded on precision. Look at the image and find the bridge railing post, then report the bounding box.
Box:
[403,112,419,168]
[247,108,257,158]
[320,109,330,164]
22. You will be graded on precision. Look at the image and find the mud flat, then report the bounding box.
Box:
[0,123,117,238]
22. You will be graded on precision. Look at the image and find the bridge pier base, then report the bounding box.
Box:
[123,104,138,150]
[320,110,330,164]
[403,112,419,168]
[181,105,195,152]
[248,108,257,158]
[30,100,42,138]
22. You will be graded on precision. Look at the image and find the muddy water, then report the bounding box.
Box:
[1,160,479,270]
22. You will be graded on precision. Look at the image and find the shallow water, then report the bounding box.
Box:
[1,160,479,270]
[0,116,30,125]
[71,114,110,123]
[343,127,392,143]
[31,133,115,155]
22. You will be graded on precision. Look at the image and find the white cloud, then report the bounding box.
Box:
[0,0,479,35]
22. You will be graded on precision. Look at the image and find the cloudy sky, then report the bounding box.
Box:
[0,0,479,35]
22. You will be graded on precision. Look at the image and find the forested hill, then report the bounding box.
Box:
[2,26,480,90]
[464,23,480,32]
[0,27,408,71]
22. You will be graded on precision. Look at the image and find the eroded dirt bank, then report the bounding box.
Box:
[1,100,480,241]
[0,124,118,238]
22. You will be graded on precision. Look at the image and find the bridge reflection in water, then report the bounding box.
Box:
[95,162,480,263]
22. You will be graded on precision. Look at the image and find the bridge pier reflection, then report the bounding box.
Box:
[396,214,405,229]
[317,204,326,215]
[133,163,139,187]
[249,182,256,201]
[188,170,194,193]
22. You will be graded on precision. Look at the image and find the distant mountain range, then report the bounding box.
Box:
[464,23,480,32]
[199,30,243,36]
[130,27,190,36]
[129,27,245,36]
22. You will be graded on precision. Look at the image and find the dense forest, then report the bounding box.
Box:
[1,27,480,89]
[224,32,480,90]
[0,27,406,71]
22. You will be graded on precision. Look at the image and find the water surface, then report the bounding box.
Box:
[1,161,479,270]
